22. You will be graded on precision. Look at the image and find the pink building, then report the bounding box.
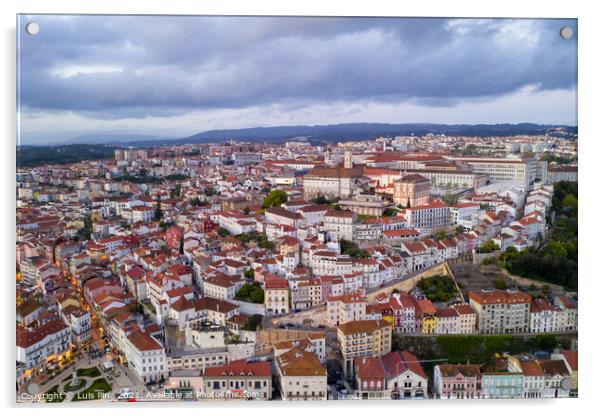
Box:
[434,364,482,399]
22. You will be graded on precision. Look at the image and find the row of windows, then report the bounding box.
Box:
[443,383,477,389]
[142,365,164,372]
[286,391,324,397]
[141,356,163,364]
[210,380,268,390]
[180,355,224,363]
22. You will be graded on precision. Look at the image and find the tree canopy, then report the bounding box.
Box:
[235,282,265,304]
[340,239,370,258]
[477,240,499,253]
[262,189,288,209]
[153,196,164,221]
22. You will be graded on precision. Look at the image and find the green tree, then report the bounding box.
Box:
[311,194,331,205]
[442,193,459,206]
[542,241,568,258]
[170,184,182,199]
[536,334,557,351]
[562,193,578,214]
[153,196,164,221]
[258,240,275,250]
[235,282,264,304]
[204,187,218,196]
[189,197,207,206]
[77,214,93,240]
[243,314,263,331]
[340,238,370,258]
[434,230,447,241]
[262,189,288,209]
[249,290,264,304]
[478,240,499,253]
[494,277,507,290]
[383,208,397,217]
[416,275,459,302]
[217,227,231,237]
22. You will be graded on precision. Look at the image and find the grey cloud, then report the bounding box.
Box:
[18,15,577,119]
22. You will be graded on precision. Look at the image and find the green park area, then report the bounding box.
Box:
[416,274,460,303]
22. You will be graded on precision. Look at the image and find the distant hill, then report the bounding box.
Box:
[17,144,117,167]
[60,134,173,145]
[125,122,577,147]
[17,123,578,160]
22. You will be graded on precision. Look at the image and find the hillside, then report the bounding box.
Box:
[17,144,116,167]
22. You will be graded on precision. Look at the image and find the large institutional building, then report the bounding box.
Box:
[446,156,538,190]
[393,174,430,207]
[401,168,489,189]
[548,166,578,183]
[302,166,363,200]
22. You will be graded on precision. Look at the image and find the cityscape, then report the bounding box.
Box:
[16,15,577,403]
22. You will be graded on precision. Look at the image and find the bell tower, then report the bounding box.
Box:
[344,150,353,169]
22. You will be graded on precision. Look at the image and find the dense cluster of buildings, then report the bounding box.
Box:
[16,134,577,400]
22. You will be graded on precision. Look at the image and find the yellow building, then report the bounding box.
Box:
[416,299,437,334]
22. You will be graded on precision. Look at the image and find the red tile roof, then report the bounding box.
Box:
[204,360,271,378]
[468,289,531,305]
[127,330,163,351]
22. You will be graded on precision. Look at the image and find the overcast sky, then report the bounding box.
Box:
[18,15,577,144]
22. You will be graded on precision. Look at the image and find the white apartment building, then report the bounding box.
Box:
[323,210,356,242]
[553,296,578,332]
[16,320,72,368]
[125,331,168,383]
[405,201,451,230]
[308,250,353,276]
[202,277,237,300]
[276,349,327,401]
[449,203,480,227]
[132,206,154,223]
[327,291,367,326]
[547,166,577,183]
[454,304,477,334]
[529,298,558,333]
[446,156,538,190]
[265,207,304,228]
[468,289,531,334]
[59,305,92,344]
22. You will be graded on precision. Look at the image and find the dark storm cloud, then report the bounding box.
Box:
[18,15,577,119]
